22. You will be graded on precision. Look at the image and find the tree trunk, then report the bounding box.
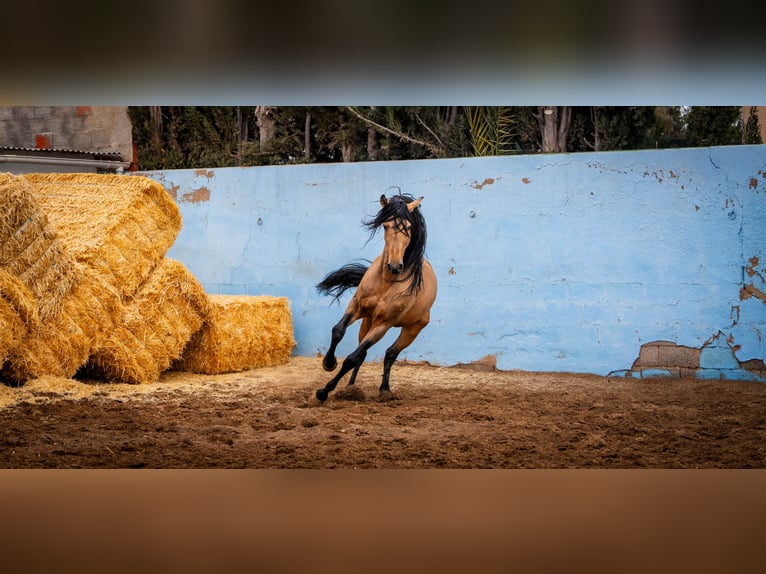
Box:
[150,106,163,149]
[590,107,602,151]
[538,106,571,153]
[557,106,571,152]
[341,142,354,162]
[255,106,276,149]
[367,127,378,160]
[540,107,557,152]
[304,111,312,160]
[235,106,248,166]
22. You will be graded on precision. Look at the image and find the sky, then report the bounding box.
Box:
[2,1,764,105]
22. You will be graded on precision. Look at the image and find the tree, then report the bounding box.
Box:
[129,106,754,171]
[647,106,686,148]
[465,107,516,156]
[684,107,742,147]
[129,106,258,170]
[743,107,763,144]
[569,107,656,152]
[535,106,571,153]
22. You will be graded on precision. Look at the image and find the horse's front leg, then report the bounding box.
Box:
[323,300,359,371]
[316,322,389,402]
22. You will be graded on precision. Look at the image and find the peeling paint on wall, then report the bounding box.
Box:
[610,332,765,382]
[180,186,211,203]
[741,256,766,303]
[471,177,496,190]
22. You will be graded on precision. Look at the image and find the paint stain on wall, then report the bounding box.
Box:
[471,178,495,190]
[522,177,531,184]
[741,256,766,303]
[750,177,759,190]
[195,169,215,179]
[181,186,211,203]
[165,183,180,201]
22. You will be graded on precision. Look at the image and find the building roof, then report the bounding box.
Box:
[0,146,124,161]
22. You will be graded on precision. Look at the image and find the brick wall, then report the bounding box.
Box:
[0,106,133,163]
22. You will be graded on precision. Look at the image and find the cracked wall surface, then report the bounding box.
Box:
[141,145,766,378]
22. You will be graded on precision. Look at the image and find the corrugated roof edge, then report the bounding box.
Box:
[0,146,123,161]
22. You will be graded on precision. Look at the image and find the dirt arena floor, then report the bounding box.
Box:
[1,356,765,468]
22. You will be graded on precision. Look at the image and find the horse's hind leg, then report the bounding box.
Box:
[380,322,426,394]
[346,317,371,386]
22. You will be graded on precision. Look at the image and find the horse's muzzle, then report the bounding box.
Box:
[387,262,404,275]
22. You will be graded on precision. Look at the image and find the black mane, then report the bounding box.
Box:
[364,193,427,294]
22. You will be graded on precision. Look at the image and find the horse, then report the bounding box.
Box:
[314,192,437,401]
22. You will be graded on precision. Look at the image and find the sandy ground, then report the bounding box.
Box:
[1,356,765,468]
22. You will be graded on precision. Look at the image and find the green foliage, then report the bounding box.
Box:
[568,107,657,152]
[684,106,743,147]
[743,107,763,144]
[128,106,755,170]
[129,106,257,170]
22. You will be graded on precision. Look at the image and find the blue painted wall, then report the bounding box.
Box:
[141,145,766,375]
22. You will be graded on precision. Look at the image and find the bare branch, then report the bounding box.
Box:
[345,107,442,154]
[415,113,444,149]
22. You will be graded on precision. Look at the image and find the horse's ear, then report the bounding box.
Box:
[380,194,388,207]
[407,196,424,212]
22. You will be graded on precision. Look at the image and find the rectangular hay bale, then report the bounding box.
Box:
[176,295,295,375]
[0,172,81,321]
[23,173,182,300]
[0,269,38,363]
[2,263,122,383]
[87,258,210,384]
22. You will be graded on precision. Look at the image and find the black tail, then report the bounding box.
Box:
[316,262,369,303]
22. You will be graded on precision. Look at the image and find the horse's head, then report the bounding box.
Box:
[378,194,422,275]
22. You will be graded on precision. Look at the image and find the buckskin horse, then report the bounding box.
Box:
[315,193,437,401]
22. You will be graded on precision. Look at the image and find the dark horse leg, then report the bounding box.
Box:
[323,312,353,372]
[316,323,389,401]
[345,317,371,386]
[380,322,426,394]
[316,340,373,401]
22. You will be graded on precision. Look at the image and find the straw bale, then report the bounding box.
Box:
[0,270,27,369]
[23,172,181,299]
[0,173,80,321]
[0,269,38,362]
[177,295,295,375]
[2,263,122,383]
[88,258,210,384]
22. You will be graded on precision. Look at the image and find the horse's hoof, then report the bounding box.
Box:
[336,386,365,401]
[307,394,325,407]
[377,390,397,402]
[315,389,328,402]
[322,356,337,372]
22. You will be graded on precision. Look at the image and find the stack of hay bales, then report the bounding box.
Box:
[0,172,294,385]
